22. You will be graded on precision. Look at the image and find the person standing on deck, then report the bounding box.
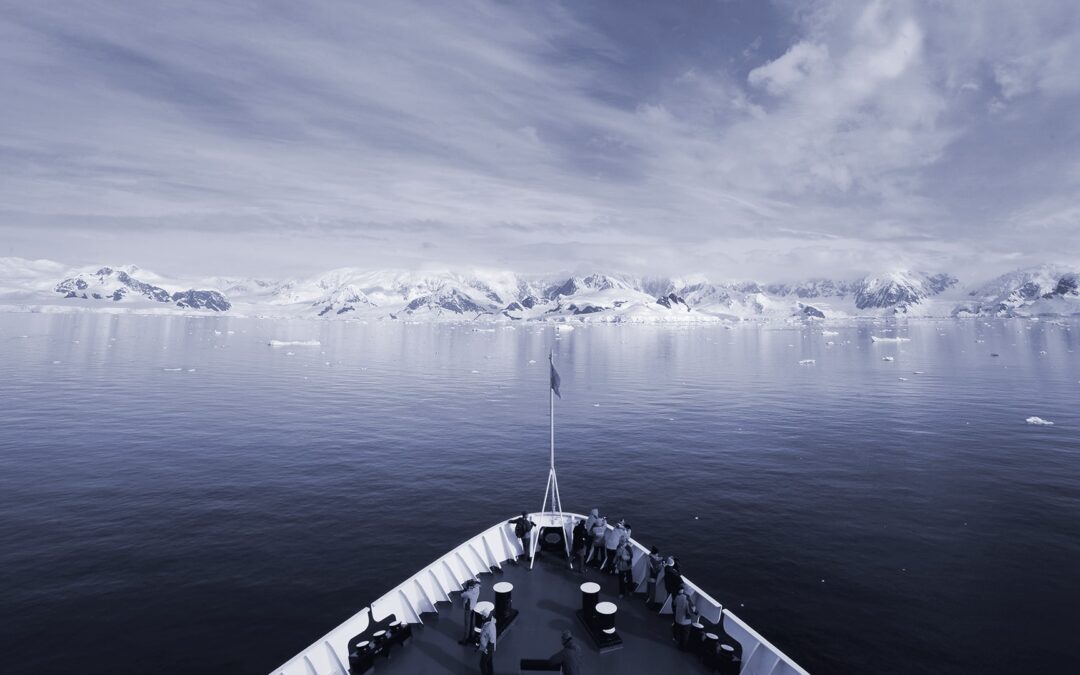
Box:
[602,519,626,573]
[509,512,535,561]
[477,610,497,675]
[570,518,588,574]
[646,546,663,606]
[458,579,481,643]
[584,508,601,533]
[662,556,682,605]
[585,516,606,567]
[615,537,634,598]
[547,629,584,675]
[672,585,697,650]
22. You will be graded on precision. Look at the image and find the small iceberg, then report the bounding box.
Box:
[162,368,183,372]
[871,336,911,343]
[798,359,816,365]
[822,330,839,336]
[881,356,895,362]
[1025,416,1054,426]
[268,340,321,347]
[898,377,908,381]
[556,324,575,332]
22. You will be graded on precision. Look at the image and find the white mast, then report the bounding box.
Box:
[531,350,571,568]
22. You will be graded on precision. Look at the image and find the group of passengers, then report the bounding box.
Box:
[576,507,700,651]
[478,508,699,675]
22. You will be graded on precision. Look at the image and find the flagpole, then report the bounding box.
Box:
[549,351,555,471]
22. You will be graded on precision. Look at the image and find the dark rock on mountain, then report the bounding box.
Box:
[405,288,486,314]
[799,304,826,318]
[172,290,231,311]
[656,293,690,311]
[568,303,604,315]
[1043,274,1079,298]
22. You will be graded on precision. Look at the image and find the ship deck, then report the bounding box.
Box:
[365,550,735,674]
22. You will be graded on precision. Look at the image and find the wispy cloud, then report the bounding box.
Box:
[1,0,1079,279]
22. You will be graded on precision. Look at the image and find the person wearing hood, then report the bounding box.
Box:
[672,584,698,650]
[602,519,626,573]
[476,609,497,675]
[547,629,584,675]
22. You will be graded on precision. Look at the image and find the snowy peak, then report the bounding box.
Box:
[7,258,1080,320]
[962,265,1080,316]
[53,266,231,311]
[852,271,957,311]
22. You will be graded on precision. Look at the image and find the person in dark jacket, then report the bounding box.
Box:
[548,630,584,675]
[570,518,588,573]
[662,556,682,604]
[615,538,634,597]
[509,512,535,561]
[646,546,663,606]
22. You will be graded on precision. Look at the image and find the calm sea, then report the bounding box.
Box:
[1,313,1078,674]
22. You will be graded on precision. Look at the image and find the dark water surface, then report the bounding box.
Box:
[2,314,1078,674]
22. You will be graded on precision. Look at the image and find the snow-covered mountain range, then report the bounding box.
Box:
[1,258,1078,322]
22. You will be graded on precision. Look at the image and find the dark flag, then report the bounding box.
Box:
[550,358,561,398]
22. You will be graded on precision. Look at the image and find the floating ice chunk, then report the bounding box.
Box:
[52,360,61,364]
[528,359,536,364]
[556,324,575,332]
[1039,350,1047,355]
[227,330,235,335]
[285,351,295,356]
[593,403,601,407]
[898,377,908,381]
[913,371,924,374]
[187,368,195,372]
[822,331,839,336]
[162,368,182,372]
[826,341,835,346]
[1026,416,1054,426]
[882,356,895,362]
[214,330,222,335]
[871,336,910,343]
[798,359,816,365]
[268,340,320,347]
[471,369,480,374]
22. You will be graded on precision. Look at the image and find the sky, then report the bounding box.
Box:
[1,0,1079,281]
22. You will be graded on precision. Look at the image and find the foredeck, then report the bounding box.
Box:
[372,552,727,674]
[271,514,808,675]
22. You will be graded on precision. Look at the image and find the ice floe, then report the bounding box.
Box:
[1025,416,1054,426]
[268,339,320,347]
[798,359,816,365]
[871,336,911,343]
[882,356,895,361]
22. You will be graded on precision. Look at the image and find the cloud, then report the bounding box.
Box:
[0,0,1079,280]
